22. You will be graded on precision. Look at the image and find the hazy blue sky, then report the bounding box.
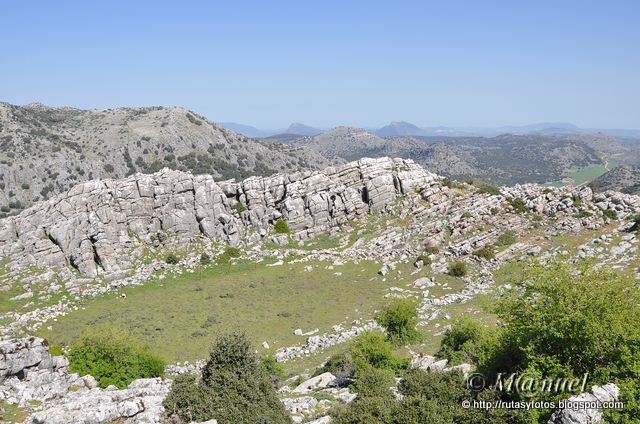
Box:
[2,1,639,129]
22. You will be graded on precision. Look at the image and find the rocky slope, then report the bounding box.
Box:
[0,102,333,215]
[0,157,436,279]
[0,157,638,423]
[274,127,620,185]
[591,165,640,195]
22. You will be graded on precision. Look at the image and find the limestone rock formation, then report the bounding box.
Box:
[547,383,620,424]
[0,157,438,278]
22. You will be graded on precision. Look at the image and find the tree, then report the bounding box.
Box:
[375,300,421,345]
[163,332,290,423]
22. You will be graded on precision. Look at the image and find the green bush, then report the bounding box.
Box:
[199,253,211,265]
[233,202,247,214]
[333,368,528,424]
[261,354,286,388]
[448,261,468,277]
[507,197,528,214]
[437,317,497,366]
[414,255,431,267]
[473,246,495,260]
[424,245,440,255]
[485,262,640,421]
[477,183,501,196]
[375,300,421,345]
[332,366,396,424]
[274,219,290,234]
[350,332,407,372]
[217,246,242,264]
[163,332,290,423]
[396,370,529,424]
[164,253,179,264]
[224,246,241,258]
[574,210,593,218]
[602,209,617,220]
[68,329,164,389]
[316,351,356,379]
[495,230,516,246]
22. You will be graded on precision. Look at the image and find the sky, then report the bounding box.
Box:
[1,1,639,129]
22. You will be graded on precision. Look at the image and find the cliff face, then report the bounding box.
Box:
[0,157,437,278]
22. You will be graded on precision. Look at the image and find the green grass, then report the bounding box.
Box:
[565,163,612,185]
[0,400,27,423]
[546,160,617,187]
[39,258,410,363]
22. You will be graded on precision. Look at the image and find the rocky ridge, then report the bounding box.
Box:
[0,157,436,279]
[0,101,333,213]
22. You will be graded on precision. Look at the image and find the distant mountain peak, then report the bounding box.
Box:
[286,123,322,136]
[375,121,425,137]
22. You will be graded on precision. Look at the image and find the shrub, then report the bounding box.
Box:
[602,209,617,220]
[507,197,528,214]
[224,246,241,258]
[274,219,290,234]
[424,245,440,255]
[396,369,529,424]
[437,317,497,366]
[574,210,592,218]
[332,367,396,424]
[495,230,516,246]
[261,354,286,388]
[448,261,468,277]
[199,253,211,265]
[414,255,431,267]
[486,262,640,421]
[233,202,247,214]
[477,183,501,196]
[163,332,289,423]
[21,183,30,190]
[473,246,495,260]
[68,329,165,389]
[316,351,356,379]
[375,300,421,345]
[164,253,179,264]
[350,332,407,372]
[217,246,241,264]
[103,164,114,172]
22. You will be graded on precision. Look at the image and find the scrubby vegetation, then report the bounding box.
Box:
[473,246,495,260]
[375,300,421,345]
[163,332,290,423]
[68,329,165,389]
[164,253,179,264]
[447,261,468,277]
[495,230,516,246]
[332,260,640,423]
[274,219,291,234]
[414,255,431,267]
[507,197,528,214]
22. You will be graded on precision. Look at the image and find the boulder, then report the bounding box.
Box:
[292,372,337,394]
